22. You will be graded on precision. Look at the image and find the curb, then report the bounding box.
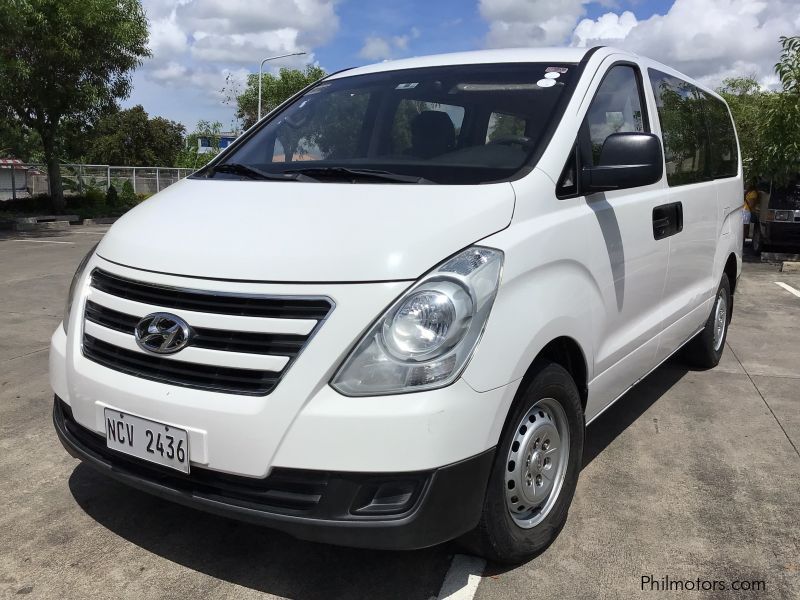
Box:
[82,218,118,225]
[14,220,71,232]
[781,261,800,273]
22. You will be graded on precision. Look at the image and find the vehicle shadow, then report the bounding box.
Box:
[582,357,689,469]
[69,359,691,594]
[68,464,453,600]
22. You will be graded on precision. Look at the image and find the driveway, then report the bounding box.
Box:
[1,227,798,599]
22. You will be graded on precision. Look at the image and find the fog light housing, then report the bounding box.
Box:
[350,478,424,516]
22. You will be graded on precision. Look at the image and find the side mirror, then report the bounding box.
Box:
[581,132,663,193]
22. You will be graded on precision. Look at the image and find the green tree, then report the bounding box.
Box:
[766,36,800,183]
[0,109,41,161]
[775,35,800,94]
[86,106,185,166]
[717,37,800,185]
[175,120,224,170]
[717,77,771,182]
[231,65,327,129]
[119,179,137,209]
[0,0,150,210]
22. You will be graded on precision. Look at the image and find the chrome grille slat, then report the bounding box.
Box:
[83,335,280,395]
[85,301,307,356]
[91,270,331,319]
[82,269,333,395]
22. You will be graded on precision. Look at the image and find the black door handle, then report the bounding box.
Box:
[653,202,683,240]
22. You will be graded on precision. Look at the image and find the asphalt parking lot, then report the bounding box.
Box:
[1,225,798,600]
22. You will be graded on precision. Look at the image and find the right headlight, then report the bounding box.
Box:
[331,246,503,396]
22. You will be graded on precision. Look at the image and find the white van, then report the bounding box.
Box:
[51,47,742,563]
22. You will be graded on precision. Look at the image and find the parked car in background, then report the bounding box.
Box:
[51,46,741,563]
[752,174,800,253]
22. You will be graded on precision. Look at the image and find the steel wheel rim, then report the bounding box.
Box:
[713,292,727,352]
[504,397,570,529]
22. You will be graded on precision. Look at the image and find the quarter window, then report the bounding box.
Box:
[704,93,738,179]
[584,65,646,164]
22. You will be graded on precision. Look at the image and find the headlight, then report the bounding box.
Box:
[63,243,98,334]
[331,246,503,396]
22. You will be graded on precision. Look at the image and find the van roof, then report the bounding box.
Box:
[328,47,601,80]
[327,46,725,104]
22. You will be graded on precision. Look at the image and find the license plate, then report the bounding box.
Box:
[104,408,190,473]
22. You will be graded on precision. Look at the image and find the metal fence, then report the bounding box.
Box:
[0,163,194,201]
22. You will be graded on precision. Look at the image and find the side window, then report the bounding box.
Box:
[584,65,646,164]
[389,100,465,156]
[704,93,738,179]
[648,70,710,186]
[486,112,526,143]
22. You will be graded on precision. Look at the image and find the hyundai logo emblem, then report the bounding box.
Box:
[134,313,193,354]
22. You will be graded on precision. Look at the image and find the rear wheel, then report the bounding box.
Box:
[462,362,584,564]
[683,274,731,368]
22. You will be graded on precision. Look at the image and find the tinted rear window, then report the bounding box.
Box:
[648,69,738,186]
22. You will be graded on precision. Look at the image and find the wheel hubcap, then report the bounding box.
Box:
[713,292,727,352]
[505,397,570,528]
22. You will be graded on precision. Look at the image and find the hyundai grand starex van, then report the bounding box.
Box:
[51,47,742,563]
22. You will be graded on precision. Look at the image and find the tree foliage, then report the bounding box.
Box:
[0,0,150,209]
[174,120,225,170]
[86,106,185,166]
[232,66,327,130]
[718,37,800,184]
[776,35,800,95]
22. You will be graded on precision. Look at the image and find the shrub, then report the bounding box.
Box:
[120,180,137,209]
[105,185,121,212]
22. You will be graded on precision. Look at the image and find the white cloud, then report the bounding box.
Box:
[569,0,800,87]
[358,27,421,61]
[359,36,394,60]
[573,10,637,46]
[148,12,188,61]
[478,0,800,88]
[138,0,337,94]
[479,0,590,47]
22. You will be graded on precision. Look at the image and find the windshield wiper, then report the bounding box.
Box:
[283,167,433,184]
[210,162,316,182]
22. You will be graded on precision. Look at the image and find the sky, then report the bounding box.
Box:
[130,0,800,131]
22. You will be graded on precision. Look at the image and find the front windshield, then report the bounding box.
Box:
[206,62,577,185]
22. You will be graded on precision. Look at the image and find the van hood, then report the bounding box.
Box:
[97,178,515,282]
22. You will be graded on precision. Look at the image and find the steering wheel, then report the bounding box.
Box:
[487,135,535,149]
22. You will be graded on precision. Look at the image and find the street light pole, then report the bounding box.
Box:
[258,52,308,121]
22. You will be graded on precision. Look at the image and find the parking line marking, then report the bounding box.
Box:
[8,239,74,245]
[437,554,486,600]
[775,282,800,298]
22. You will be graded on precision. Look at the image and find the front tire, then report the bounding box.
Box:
[683,274,731,368]
[462,362,584,564]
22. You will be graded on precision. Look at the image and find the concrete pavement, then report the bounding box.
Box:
[0,227,798,599]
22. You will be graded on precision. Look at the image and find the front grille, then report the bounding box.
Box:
[91,269,331,319]
[57,398,328,513]
[83,334,280,395]
[81,269,332,395]
[85,301,307,356]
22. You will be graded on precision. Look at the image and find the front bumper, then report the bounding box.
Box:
[54,396,495,550]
